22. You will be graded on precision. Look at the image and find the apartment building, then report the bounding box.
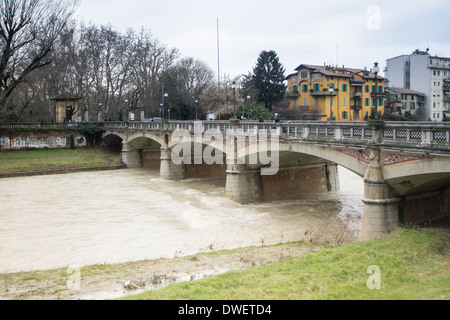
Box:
[385,87,426,117]
[285,64,386,121]
[385,49,450,122]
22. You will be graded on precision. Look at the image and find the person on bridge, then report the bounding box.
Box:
[273,113,281,123]
[259,115,264,122]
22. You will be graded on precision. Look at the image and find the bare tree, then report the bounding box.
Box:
[0,0,79,120]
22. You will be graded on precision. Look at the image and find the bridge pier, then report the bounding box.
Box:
[225,164,259,205]
[160,142,185,181]
[121,142,141,168]
[360,148,400,241]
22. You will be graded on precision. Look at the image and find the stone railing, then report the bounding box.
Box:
[104,120,450,148]
[3,120,450,149]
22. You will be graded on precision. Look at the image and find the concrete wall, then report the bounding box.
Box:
[257,164,335,202]
[142,149,161,168]
[0,130,87,149]
[185,163,227,179]
[386,55,410,88]
[400,188,450,226]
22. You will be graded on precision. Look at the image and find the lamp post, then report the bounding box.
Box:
[195,99,199,120]
[231,81,237,118]
[164,92,169,120]
[329,87,334,120]
[373,62,380,120]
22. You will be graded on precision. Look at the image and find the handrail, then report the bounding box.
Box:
[2,121,449,147]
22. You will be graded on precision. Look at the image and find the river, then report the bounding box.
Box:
[0,167,363,273]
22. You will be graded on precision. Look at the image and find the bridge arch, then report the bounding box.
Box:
[383,157,450,197]
[240,140,367,178]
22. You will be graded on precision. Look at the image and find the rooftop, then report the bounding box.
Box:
[291,64,386,80]
[387,87,426,95]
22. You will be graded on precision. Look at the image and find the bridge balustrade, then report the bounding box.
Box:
[2,121,449,148]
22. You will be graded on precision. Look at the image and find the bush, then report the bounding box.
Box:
[77,123,103,147]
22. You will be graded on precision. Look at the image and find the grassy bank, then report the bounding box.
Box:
[0,228,448,300]
[121,228,449,300]
[0,148,125,177]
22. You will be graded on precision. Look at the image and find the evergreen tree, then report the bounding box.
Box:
[252,50,286,110]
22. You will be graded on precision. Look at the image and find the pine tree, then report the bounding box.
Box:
[252,50,286,110]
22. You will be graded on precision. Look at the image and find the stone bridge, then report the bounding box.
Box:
[102,120,450,241]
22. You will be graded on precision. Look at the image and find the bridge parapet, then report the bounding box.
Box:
[102,120,450,150]
[3,121,449,152]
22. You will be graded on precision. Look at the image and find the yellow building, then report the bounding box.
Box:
[285,64,386,121]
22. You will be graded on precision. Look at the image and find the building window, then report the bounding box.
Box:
[365,98,370,106]
[411,103,415,110]
[304,98,307,106]
[342,111,348,120]
[365,85,370,93]
[292,85,298,93]
[343,98,347,106]
[342,84,348,92]
[302,84,309,93]
[301,71,308,79]
[313,83,320,92]
[331,97,334,106]
[315,98,319,106]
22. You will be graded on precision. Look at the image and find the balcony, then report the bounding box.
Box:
[310,90,338,97]
[351,105,362,111]
[350,80,365,86]
[350,92,363,98]
[371,92,387,98]
[286,92,299,98]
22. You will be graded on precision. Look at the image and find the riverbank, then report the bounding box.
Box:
[0,227,448,300]
[123,227,450,300]
[0,148,125,178]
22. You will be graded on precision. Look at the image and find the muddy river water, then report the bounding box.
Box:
[0,167,363,273]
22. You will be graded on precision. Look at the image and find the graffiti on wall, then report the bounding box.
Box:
[0,136,87,149]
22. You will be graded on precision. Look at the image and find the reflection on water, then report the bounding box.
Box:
[0,167,363,273]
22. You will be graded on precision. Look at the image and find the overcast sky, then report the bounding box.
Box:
[75,0,450,81]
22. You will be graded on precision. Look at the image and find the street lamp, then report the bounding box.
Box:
[231,82,237,118]
[329,87,334,120]
[373,62,380,120]
[164,92,169,120]
[195,99,199,120]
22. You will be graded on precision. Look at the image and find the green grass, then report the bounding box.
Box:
[121,228,450,300]
[0,148,124,176]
